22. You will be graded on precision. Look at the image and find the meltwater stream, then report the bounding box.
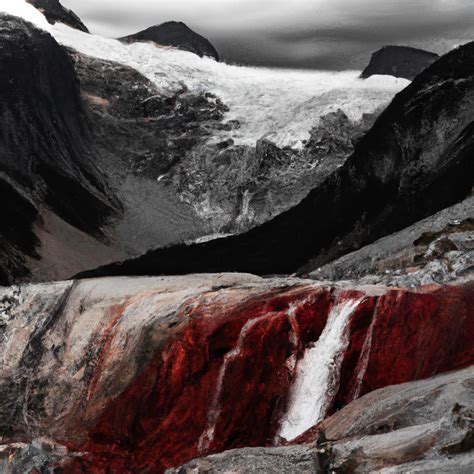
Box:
[278,297,364,442]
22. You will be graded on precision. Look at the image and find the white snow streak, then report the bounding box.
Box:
[0,0,50,32]
[50,24,409,149]
[278,297,363,442]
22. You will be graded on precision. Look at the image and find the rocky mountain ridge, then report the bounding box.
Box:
[361,45,439,80]
[120,21,219,61]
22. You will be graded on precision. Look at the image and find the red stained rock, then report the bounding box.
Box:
[1,276,472,472]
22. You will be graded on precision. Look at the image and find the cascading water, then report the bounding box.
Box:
[278,297,364,441]
[197,314,270,453]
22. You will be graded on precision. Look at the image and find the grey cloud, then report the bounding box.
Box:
[61,0,473,69]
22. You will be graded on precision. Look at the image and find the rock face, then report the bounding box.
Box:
[69,50,220,253]
[172,366,474,473]
[310,197,474,287]
[0,16,121,285]
[80,42,474,279]
[361,45,439,80]
[27,0,89,32]
[0,17,389,284]
[170,109,380,233]
[0,275,472,472]
[120,21,219,61]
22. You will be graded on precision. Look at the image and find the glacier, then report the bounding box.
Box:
[50,23,409,149]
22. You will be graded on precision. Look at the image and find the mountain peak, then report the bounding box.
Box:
[120,21,219,61]
[361,45,439,79]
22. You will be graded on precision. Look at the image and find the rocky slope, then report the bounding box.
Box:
[0,274,472,472]
[311,196,474,287]
[80,41,474,279]
[172,366,474,473]
[27,0,88,32]
[120,21,219,61]
[0,10,408,283]
[361,45,439,80]
[0,15,121,285]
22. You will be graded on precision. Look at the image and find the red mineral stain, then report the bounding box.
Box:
[59,282,474,473]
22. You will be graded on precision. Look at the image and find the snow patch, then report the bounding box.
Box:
[278,297,364,441]
[0,0,50,32]
[50,24,409,149]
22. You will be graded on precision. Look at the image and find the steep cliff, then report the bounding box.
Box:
[120,21,219,61]
[361,45,439,80]
[0,275,472,472]
[0,16,121,284]
[79,42,474,279]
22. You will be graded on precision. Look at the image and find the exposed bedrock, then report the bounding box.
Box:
[71,50,375,238]
[27,0,89,32]
[0,16,121,285]
[310,196,474,287]
[80,42,474,279]
[120,21,219,61]
[171,366,474,473]
[0,275,472,472]
[361,45,440,80]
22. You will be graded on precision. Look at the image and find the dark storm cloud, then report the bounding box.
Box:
[62,0,473,69]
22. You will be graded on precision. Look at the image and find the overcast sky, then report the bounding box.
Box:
[62,0,473,69]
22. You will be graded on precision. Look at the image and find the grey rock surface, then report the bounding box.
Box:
[310,197,474,286]
[170,367,474,473]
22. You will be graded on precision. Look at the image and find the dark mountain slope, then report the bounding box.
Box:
[120,21,219,61]
[0,16,120,284]
[78,42,474,279]
[361,45,439,80]
[27,0,89,32]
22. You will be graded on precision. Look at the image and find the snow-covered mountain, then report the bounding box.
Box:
[51,22,408,149]
[0,1,412,283]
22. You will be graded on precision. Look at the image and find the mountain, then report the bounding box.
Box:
[26,0,89,32]
[0,15,121,285]
[78,42,474,279]
[361,45,439,80]
[120,21,219,61]
[0,12,407,283]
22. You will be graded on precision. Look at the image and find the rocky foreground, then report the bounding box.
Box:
[0,274,472,472]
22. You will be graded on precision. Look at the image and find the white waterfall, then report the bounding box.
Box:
[278,297,363,442]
